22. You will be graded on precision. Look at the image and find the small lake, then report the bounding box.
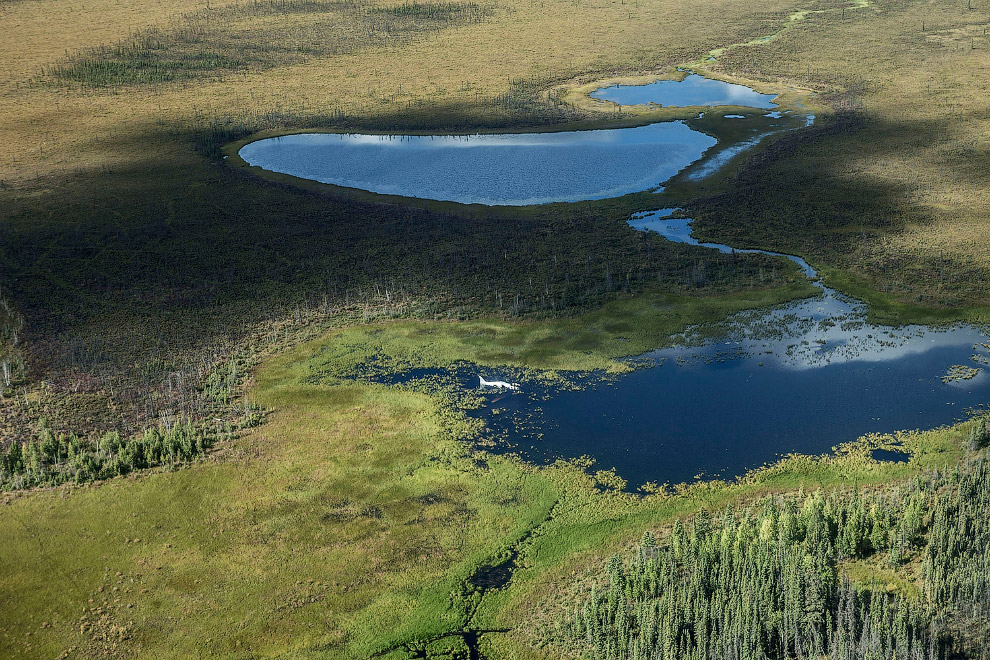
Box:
[451,210,990,487]
[239,123,716,206]
[590,73,779,108]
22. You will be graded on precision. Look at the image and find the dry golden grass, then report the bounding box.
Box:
[0,0,242,81]
[691,0,990,306]
[0,0,800,184]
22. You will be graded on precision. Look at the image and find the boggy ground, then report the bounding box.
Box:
[0,298,970,659]
[2,0,990,656]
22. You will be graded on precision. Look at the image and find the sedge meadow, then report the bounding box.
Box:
[2,0,990,657]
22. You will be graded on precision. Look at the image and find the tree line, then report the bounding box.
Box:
[557,450,990,659]
[0,419,220,491]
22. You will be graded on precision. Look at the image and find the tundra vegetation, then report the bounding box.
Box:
[1,0,990,655]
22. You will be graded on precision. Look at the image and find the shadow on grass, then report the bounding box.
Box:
[0,113,806,435]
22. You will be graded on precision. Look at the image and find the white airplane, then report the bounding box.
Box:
[478,376,519,390]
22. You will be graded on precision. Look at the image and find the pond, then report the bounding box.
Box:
[479,311,988,487]
[589,73,779,108]
[239,122,717,206]
[447,211,990,487]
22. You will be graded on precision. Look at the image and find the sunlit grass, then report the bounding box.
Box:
[3,0,990,656]
[0,300,974,658]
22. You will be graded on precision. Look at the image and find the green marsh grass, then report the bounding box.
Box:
[0,304,975,659]
[2,0,990,655]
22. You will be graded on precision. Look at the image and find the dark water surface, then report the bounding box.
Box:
[482,331,988,486]
[590,73,779,108]
[455,211,990,487]
[358,210,990,488]
[239,123,716,205]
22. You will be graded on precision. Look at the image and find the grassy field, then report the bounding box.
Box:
[3,0,990,655]
[683,0,990,312]
[0,301,969,659]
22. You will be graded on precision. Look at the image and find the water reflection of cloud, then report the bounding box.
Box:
[271,123,708,149]
[648,322,987,372]
[240,124,718,205]
[629,211,990,372]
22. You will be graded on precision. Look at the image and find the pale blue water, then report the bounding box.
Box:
[238,123,716,206]
[590,73,779,108]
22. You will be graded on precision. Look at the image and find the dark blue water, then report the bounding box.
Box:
[482,335,987,486]
[371,300,989,488]
[872,448,909,463]
[590,73,779,108]
[334,217,989,486]
[441,210,990,487]
[470,319,989,486]
[238,122,716,205]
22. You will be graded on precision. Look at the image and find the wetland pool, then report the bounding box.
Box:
[477,307,989,487]
[405,316,989,488]
[590,73,779,108]
[238,73,806,205]
[237,71,987,486]
[239,122,716,206]
[375,210,990,488]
